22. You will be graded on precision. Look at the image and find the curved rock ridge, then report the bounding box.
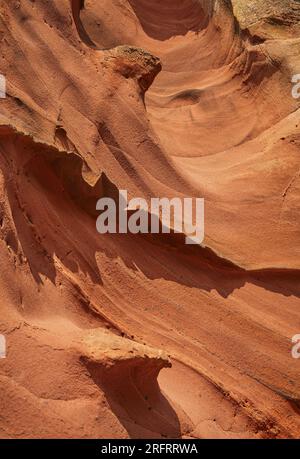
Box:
[78,0,300,269]
[0,0,300,439]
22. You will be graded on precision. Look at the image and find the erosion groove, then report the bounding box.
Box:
[0,0,300,439]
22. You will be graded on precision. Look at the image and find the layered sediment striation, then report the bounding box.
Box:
[0,0,300,438]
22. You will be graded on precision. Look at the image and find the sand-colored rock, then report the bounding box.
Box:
[0,0,300,439]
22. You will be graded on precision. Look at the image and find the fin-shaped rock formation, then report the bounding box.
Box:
[0,0,300,438]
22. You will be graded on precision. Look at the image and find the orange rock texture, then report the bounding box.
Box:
[0,0,300,439]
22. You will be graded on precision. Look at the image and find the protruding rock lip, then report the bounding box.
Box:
[105,45,162,92]
[78,328,171,371]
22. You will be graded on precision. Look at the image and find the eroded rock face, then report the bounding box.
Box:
[0,0,300,439]
[105,45,162,92]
